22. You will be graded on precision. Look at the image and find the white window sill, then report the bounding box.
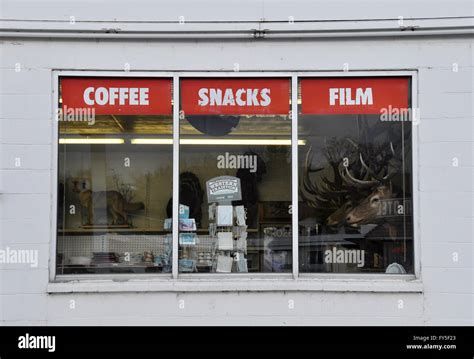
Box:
[48,275,423,294]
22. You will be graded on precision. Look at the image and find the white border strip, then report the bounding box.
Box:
[50,71,59,281]
[411,71,421,279]
[48,278,423,294]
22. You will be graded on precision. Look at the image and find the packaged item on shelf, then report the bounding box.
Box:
[209,223,217,237]
[217,205,233,226]
[234,205,246,226]
[179,218,196,231]
[179,259,197,272]
[161,236,173,272]
[232,225,239,238]
[179,204,190,219]
[92,252,119,265]
[217,232,233,250]
[154,255,165,267]
[209,203,216,221]
[233,253,248,273]
[235,259,248,273]
[197,252,213,267]
[233,225,247,239]
[143,250,154,263]
[235,237,247,252]
[121,252,144,265]
[164,218,172,230]
[216,255,233,273]
[179,232,197,245]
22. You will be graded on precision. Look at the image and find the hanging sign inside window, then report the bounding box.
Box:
[61,77,172,115]
[206,176,242,203]
[300,77,409,115]
[181,78,290,115]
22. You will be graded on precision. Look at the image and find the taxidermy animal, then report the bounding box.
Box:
[166,172,204,227]
[345,185,393,226]
[302,137,401,228]
[72,180,145,225]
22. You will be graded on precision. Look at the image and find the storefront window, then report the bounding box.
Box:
[55,74,415,278]
[178,78,292,273]
[298,77,414,273]
[57,77,173,274]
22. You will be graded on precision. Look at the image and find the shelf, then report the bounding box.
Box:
[59,228,259,234]
[60,263,160,268]
[59,228,198,234]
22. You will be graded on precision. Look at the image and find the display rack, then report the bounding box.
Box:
[207,203,248,273]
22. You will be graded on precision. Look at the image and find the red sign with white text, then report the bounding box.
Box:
[301,77,409,115]
[180,78,290,115]
[61,77,172,115]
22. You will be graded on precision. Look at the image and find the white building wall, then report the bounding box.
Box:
[0,0,473,325]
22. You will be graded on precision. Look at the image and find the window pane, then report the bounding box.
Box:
[298,77,414,274]
[178,78,292,273]
[57,77,173,275]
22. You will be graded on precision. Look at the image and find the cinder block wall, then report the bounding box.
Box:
[0,0,472,326]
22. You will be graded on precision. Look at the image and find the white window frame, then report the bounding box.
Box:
[49,70,421,293]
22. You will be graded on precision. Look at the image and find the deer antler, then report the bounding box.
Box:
[341,164,381,187]
[301,140,355,210]
[341,140,399,187]
[300,127,404,227]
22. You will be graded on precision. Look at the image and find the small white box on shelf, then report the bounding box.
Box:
[217,205,233,226]
[217,232,233,250]
[209,203,216,221]
[235,259,248,273]
[234,205,246,226]
[216,255,233,273]
[235,237,247,252]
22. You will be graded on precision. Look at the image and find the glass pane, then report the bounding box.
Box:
[178,78,292,273]
[57,77,173,275]
[298,77,414,274]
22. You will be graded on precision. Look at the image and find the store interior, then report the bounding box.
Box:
[57,85,414,275]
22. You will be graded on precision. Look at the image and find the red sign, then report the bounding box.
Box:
[180,78,290,115]
[301,77,409,115]
[61,77,172,115]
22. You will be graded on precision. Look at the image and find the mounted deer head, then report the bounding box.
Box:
[345,185,393,226]
[301,137,401,228]
[339,141,399,226]
[326,199,353,227]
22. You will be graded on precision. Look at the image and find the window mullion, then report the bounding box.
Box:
[172,75,180,280]
[291,75,299,279]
